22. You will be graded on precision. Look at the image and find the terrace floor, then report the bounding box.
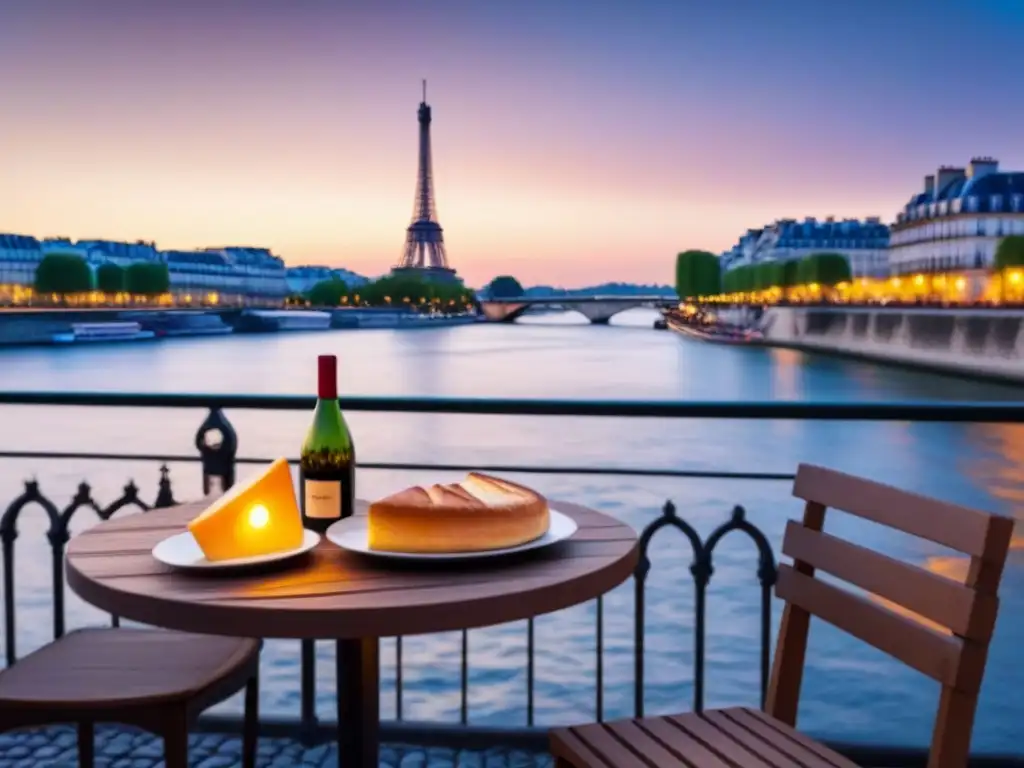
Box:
[0,726,553,768]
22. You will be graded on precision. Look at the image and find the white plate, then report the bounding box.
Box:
[325,508,579,561]
[152,529,321,571]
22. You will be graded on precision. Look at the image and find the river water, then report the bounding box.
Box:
[0,309,1022,752]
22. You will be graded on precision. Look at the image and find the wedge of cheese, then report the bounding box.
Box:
[187,457,304,561]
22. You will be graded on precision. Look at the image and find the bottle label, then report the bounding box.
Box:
[305,480,342,519]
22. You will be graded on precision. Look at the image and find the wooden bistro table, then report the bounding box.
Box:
[65,498,639,768]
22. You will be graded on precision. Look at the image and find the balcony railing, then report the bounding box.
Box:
[1,392,1024,767]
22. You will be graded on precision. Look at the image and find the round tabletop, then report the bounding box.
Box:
[65,499,638,639]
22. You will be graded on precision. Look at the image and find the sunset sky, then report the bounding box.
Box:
[2,0,1022,287]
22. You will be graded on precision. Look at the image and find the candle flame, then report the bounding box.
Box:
[248,504,270,529]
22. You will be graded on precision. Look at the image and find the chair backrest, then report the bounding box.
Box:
[765,463,1014,768]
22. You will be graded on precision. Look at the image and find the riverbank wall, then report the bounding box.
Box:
[0,307,483,346]
[715,306,1024,383]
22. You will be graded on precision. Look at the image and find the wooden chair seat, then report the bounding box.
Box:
[0,627,261,768]
[552,707,859,768]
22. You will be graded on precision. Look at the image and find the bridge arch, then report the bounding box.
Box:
[479,296,675,324]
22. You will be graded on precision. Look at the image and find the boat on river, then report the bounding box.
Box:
[331,309,483,329]
[51,321,156,344]
[667,316,762,345]
[233,309,332,333]
[121,310,233,337]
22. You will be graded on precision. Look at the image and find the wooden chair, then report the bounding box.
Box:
[551,463,1015,768]
[0,628,261,768]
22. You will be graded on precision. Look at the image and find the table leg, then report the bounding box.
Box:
[336,637,379,768]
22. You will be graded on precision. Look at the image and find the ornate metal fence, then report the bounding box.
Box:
[2,393,1024,764]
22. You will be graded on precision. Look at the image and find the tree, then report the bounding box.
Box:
[360,274,426,305]
[356,273,475,309]
[725,264,755,294]
[96,263,125,294]
[429,278,475,308]
[754,262,780,292]
[307,278,349,307]
[486,275,524,299]
[675,250,721,299]
[34,253,93,296]
[798,252,851,287]
[779,259,800,288]
[722,268,736,294]
[723,267,739,294]
[125,262,170,296]
[741,264,757,293]
[995,235,1024,270]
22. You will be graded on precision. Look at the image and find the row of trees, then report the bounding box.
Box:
[30,249,534,308]
[674,249,853,299]
[34,253,171,296]
[721,252,851,294]
[305,272,477,309]
[305,273,528,308]
[676,237,1024,304]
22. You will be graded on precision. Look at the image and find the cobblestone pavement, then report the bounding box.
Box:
[0,726,555,768]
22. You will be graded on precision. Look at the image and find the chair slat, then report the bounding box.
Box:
[603,720,693,768]
[793,464,1002,559]
[782,521,998,641]
[665,714,779,768]
[775,564,963,687]
[702,710,830,768]
[551,726,618,768]
[631,718,735,768]
[566,723,660,768]
[729,708,860,768]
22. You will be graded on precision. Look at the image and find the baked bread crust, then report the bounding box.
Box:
[367,472,550,553]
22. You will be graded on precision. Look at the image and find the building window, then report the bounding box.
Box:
[991,194,1003,212]
[967,196,979,213]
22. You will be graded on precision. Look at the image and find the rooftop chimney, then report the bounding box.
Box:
[924,175,935,196]
[935,166,966,195]
[967,156,999,179]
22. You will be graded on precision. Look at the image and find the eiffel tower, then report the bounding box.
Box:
[392,80,458,282]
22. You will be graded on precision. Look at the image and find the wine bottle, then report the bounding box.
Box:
[300,354,356,532]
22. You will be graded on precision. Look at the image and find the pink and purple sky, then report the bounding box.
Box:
[2,0,1021,287]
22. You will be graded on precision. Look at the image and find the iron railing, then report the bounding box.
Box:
[1,392,1024,767]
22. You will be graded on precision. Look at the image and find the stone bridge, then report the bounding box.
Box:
[479,295,676,324]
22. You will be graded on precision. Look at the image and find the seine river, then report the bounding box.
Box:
[0,309,1022,753]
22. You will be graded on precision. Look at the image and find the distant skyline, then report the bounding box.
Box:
[2,0,1022,287]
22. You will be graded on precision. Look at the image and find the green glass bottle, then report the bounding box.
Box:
[299,354,355,532]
